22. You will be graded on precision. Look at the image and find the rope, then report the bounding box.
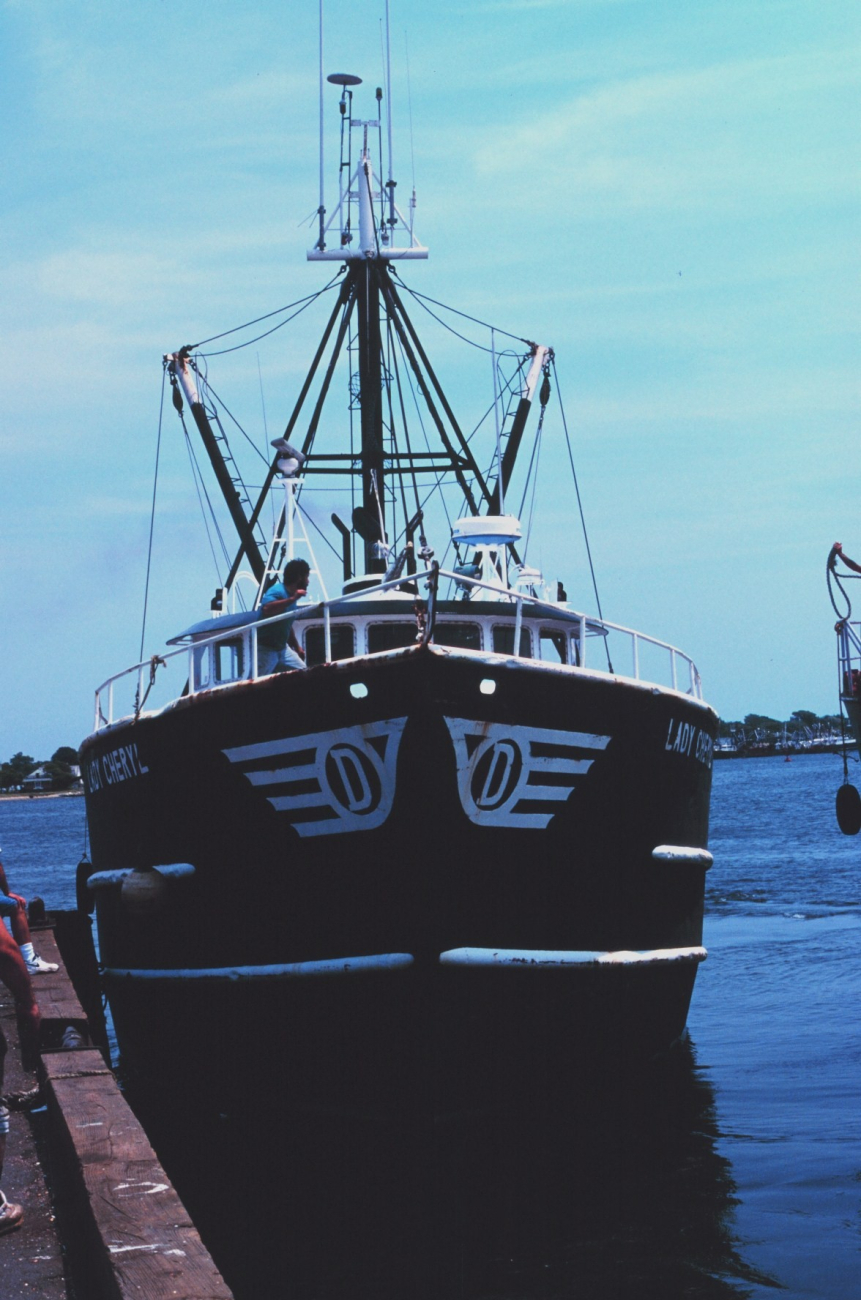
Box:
[139,366,166,662]
[134,656,167,720]
[827,549,854,621]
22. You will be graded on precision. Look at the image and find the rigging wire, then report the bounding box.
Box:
[395,328,457,539]
[381,314,412,547]
[139,367,167,663]
[180,420,234,586]
[197,277,342,357]
[296,499,345,564]
[189,275,342,349]
[399,290,511,356]
[195,373,270,467]
[517,416,544,562]
[388,319,423,526]
[256,353,269,449]
[395,277,532,348]
[550,356,612,669]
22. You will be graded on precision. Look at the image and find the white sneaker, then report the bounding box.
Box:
[25,954,58,974]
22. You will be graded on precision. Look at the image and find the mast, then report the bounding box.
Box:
[310,74,426,575]
[175,71,547,600]
[356,259,386,573]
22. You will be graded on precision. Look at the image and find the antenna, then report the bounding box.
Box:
[491,330,504,515]
[317,0,325,251]
[404,31,416,237]
[384,0,396,232]
[309,70,426,261]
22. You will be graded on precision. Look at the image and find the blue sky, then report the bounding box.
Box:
[1,0,859,758]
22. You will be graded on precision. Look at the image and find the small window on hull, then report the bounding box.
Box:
[435,622,482,651]
[304,624,356,667]
[367,622,418,654]
[492,625,532,657]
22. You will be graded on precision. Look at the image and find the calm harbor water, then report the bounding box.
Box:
[1,754,859,1299]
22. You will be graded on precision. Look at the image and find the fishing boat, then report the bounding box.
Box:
[78,42,717,1109]
[827,543,861,834]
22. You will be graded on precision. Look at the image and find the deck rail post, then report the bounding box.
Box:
[513,595,523,657]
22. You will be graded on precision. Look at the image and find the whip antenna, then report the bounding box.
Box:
[316,0,326,250]
[384,0,396,232]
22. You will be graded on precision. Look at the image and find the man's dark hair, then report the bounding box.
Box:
[283,559,310,586]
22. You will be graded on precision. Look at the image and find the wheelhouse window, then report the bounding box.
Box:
[367,622,418,654]
[492,624,532,657]
[538,628,568,664]
[435,621,482,651]
[303,623,356,668]
[214,637,245,683]
[192,644,212,690]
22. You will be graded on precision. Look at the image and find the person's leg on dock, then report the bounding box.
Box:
[0,925,40,1235]
[0,853,58,974]
[0,1032,23,1235]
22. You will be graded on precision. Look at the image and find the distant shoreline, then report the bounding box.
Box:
[715,745,851,760]
[0,790,85,801]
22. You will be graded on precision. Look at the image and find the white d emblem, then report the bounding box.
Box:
[223,718,407,837]
[444,717,611,829]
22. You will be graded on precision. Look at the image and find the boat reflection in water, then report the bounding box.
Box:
[130,1041,775,1300]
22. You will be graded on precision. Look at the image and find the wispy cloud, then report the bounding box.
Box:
[470,47,859,215]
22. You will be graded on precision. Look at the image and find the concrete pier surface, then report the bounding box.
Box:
[0,921,234,1300]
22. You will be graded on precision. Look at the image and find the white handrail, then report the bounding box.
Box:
[93,566,704,729]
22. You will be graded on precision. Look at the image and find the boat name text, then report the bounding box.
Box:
[83,743,150,793]
[665,719,713,768]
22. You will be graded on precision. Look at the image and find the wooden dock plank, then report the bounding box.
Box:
[40,1047,111,1079]
[27,932,90,1042]
[44,1056,234,1300]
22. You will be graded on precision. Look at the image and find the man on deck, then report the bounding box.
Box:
[257,558,310,675]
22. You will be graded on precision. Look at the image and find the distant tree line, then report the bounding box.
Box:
[718,711,843,742]
[0,747,80,792]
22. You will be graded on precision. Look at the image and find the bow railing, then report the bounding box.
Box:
[92,566,704,731]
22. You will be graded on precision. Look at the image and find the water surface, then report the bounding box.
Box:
[1,755,858,1298]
